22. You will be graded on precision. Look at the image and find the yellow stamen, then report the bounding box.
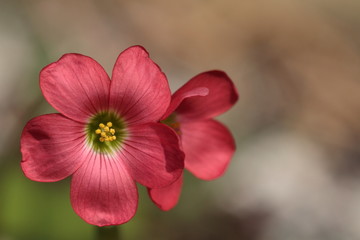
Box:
[96,122,116,142]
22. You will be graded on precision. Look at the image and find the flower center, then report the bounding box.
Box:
[86,112,126,154]
[161,113,181,135]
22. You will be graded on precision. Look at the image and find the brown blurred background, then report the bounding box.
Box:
[1,0,360,239]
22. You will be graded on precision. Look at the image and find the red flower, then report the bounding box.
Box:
[148,71,238,210]
[20,46,184,226]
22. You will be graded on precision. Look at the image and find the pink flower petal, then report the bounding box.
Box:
[40,54,111,123]
[21,114,88,182]
[181,119,236,180]
[70,154,138,226]
[175,71,238,121]
[148,174,183,211]
[109,46,171,125]
[162,87,209,120]
[120,123,184,188]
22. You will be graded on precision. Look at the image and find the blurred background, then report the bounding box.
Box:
[1,0,360,239]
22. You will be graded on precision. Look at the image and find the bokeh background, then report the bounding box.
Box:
[1,0,360,239]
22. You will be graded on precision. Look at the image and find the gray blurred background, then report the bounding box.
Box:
[1,0,360,239]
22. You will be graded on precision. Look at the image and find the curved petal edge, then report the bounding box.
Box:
[40,53,111,123]
[20,114,88,182]
[148,174,183,211]
[175,70,239,121]
[110,46,171,125]
[119,123,184,189]
[70,154,138,226]
[181,119,236,180]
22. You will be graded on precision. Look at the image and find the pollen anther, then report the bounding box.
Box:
[95,122,116,142]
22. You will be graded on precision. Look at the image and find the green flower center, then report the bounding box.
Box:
[86,111,127,154]
[161,113,181,135]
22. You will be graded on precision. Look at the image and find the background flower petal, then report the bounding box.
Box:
[40,53,111,123]
[109,46,171,125]
[181,119,236,180]
[148,174,183,211]
[162,87,209,120]
[175,71,239,121]
[120,123,184,188]
[70,154,138,226]
[20,114,88,182]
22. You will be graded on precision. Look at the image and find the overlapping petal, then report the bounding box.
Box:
[174,71,238,121]
[119,123,184,188]
[148,174,183,211]
[21,114,88,182]
[181,119,235,180]
[40,53,111,123]
[162,87,209,120]
[110,46,171,125]
[70,153,138,226]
